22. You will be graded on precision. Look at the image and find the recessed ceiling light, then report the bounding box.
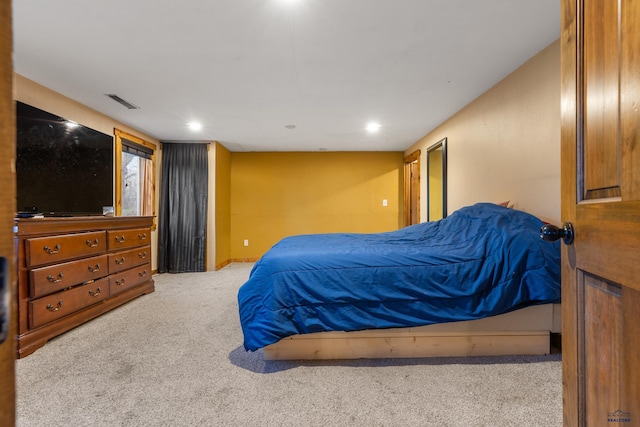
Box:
[366,122,381,133]
[187,122,203,131]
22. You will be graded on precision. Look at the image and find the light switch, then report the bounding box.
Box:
[382,199,388,207]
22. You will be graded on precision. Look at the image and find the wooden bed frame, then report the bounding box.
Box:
[263,303,561,360]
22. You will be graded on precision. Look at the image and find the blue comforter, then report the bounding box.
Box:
[238,203,561,351]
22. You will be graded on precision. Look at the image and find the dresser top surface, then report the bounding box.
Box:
[15,216,155,236]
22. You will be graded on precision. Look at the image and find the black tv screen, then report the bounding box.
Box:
[16,101,114,216]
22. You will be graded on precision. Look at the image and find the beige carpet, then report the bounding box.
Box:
[16,263,562,426]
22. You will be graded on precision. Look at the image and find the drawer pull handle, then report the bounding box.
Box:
[88,264,101,273]
[86,239,99,248]
[89,287,102,297]
[115,236,126,244]
[46,301,63,312]
[138,251,147,259]
[43,244,61,255]
[115,278,126,286]
[139,270,148,277]
[115,257,126,265]
[47,273,64,283]
[138,233,147,240]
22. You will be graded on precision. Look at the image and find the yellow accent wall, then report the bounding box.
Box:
[228,151,403,259]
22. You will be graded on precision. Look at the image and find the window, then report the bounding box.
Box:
[115,129,156,221]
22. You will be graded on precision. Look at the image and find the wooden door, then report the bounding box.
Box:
[561,0,640,425]
[0,0,16,425]
[403,150,420,226]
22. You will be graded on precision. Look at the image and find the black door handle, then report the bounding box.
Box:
[540,222,574,245]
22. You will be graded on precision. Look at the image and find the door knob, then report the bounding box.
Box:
[540,222,574,245]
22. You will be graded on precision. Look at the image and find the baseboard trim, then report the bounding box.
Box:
[215,258,259,270]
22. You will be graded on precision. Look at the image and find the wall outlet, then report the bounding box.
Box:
[243,239,249,247]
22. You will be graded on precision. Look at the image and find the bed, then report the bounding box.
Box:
[237,203,561,360]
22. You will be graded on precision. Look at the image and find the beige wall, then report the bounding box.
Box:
[214,143,232,269]
[405,39,561,224]
[14,75,158,145]
[14,75,162,271]
[228,151,403,260]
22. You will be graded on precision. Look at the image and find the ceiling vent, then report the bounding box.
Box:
[105,94,140,110]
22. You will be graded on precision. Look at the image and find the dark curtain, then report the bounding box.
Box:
[158,143,208,273]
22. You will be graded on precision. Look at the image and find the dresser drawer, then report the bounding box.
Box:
[107,228,150,251]
[108,245,151,274]
[29,277,110,329]
[25,231,107,267]
[109,263,152,296]
[29,254,109,298]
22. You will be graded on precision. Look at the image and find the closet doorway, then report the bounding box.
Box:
[403,150,420,226]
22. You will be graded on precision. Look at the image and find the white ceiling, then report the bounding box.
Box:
[13,0,559,152]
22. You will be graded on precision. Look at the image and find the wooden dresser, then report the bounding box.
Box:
[14,216,155,358]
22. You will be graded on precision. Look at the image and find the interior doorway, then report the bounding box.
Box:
[403,150,420,227]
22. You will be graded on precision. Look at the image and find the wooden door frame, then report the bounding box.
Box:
[0,0,16,424]
[403,150,420,227]
[560,0,579,423]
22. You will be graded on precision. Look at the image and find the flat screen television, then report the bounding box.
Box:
[15,101,114,216]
